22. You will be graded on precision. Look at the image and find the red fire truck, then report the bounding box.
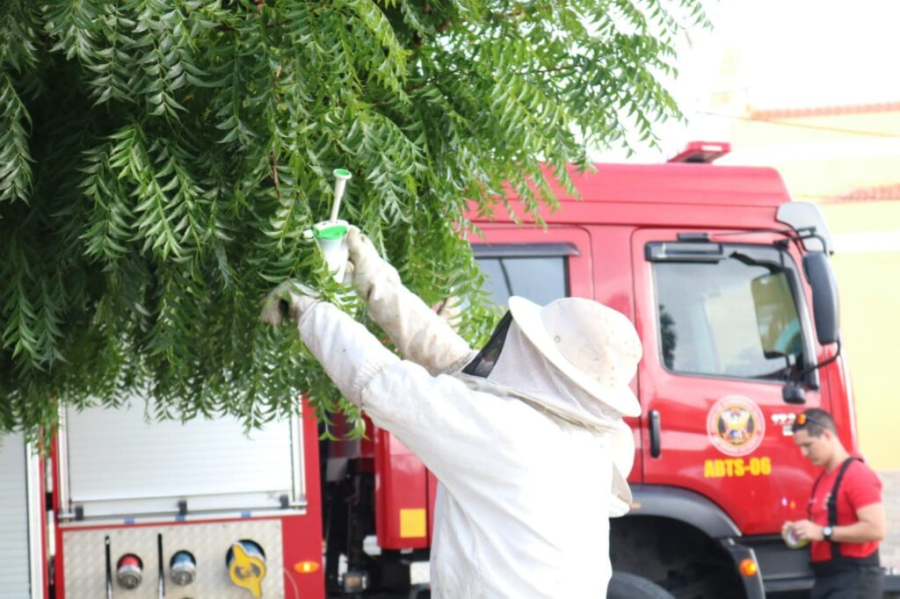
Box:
[321,141,879,599]
[0,143,890,598]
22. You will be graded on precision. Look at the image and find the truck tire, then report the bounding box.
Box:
[607,572,675,599]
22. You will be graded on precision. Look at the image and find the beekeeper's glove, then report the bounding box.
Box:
[260,280,320,326]
[346,227,395,301]
[345,227,475,374]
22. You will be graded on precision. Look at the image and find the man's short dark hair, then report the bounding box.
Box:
[791,408,836,437]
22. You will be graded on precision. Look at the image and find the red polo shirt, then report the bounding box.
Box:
[808,458,882,562]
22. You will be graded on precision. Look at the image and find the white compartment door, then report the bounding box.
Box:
[60,397,305,521]
[0,433,42,599]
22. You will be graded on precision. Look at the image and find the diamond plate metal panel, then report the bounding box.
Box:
[62,520,285,598]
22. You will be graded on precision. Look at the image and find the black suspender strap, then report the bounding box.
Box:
[807,456,881,571]
[826,457,859,558]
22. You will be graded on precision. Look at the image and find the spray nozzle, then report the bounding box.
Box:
[330,168,352,223]
[307,168,353,283]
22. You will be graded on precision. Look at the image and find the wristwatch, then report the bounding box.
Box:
[822,525,834,541]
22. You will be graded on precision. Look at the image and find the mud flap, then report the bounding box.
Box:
[720,539,765,599]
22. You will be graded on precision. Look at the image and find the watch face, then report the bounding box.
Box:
[823,526,834,539]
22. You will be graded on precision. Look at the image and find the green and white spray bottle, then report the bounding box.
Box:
[305,168,353,283]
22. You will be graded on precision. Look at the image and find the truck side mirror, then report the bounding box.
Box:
[803,252,839,345]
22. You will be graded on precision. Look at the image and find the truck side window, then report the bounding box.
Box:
[653,247,805,381]
[476,256,568,306]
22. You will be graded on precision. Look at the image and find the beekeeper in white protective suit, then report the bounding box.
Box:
[261,228,642,598]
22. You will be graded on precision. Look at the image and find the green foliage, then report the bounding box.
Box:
[0,0,706,439]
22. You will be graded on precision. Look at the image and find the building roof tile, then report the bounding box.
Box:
[825,183,900,203]
[750,102,900,121]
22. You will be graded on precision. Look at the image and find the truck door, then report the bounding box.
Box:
[632,230,823,535]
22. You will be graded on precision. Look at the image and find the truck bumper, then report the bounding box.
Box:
[741,534,814,595]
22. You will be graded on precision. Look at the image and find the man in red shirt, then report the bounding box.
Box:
[782,408,886,598]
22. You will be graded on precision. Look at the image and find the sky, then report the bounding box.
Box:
[598,0,900,161]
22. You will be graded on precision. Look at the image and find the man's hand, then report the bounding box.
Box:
[260,281,319,326]
[788,519,825,542]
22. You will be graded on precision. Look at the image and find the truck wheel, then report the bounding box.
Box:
[607,572,675,599]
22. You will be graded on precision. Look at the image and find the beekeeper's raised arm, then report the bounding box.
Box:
[345,227,476,375]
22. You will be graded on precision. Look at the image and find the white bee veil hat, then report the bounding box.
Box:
[506,296,642,418]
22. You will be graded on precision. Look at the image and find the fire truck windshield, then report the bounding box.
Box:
[653,245,806,382]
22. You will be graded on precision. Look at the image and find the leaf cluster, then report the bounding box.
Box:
[0,0,706,441]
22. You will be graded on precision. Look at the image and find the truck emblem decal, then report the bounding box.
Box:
[707,396,765,457]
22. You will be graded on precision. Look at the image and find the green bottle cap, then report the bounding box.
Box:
[313,223,349,240]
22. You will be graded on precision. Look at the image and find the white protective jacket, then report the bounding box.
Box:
[298,258,633,598]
